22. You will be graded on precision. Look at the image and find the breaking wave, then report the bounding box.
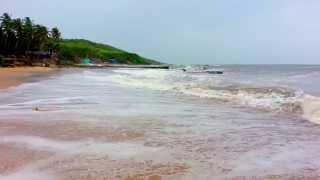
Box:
[105,69,320,124]
[286,71,320,81]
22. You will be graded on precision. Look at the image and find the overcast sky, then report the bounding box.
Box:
[1,0,320,64]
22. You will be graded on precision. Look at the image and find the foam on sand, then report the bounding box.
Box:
[0,136,172,180]
[0,170,54,180]
[0,136,160,159]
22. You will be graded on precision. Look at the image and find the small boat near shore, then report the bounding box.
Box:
[181,65,224,74]
[182,69,224,74]
[206,70,223,74]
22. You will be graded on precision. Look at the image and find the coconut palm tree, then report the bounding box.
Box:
[0,25,4,54]
[32,24,49,51]
[23,17,33,52]
[0,13,13,54]
[51,27,61,40]
[0,13,63,66]
[12,18,23,53]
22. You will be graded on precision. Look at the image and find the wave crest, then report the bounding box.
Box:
[107,69,320,123]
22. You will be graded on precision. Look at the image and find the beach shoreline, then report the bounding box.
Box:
[1,66,320,179]
[0,67,54,90]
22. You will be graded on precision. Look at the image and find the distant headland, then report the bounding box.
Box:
[0,13,161,67]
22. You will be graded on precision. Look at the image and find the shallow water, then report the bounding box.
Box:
[1,65,320,179]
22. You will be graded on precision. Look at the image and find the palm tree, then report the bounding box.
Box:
[12,18,23,53]
[32,24,48,51]
[47,27,61,54]
[0,25,4,54]
[51,27,61,40]
[0,13,63,66]
[0,13,13,54]
[23,17,33,52]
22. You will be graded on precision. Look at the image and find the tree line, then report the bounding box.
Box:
[0,13,155,66]
[0,13,61,56]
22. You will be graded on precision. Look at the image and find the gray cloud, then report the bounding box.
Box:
[1,0,320,64]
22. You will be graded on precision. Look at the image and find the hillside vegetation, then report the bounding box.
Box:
[0,13,60,56]
[59,39,159,65]
[0,13,160,66]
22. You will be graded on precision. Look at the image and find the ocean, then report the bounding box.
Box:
[0,65,320,179]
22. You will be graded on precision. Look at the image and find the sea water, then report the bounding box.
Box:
[0,65,320,179]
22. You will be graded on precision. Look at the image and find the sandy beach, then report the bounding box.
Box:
[0,66,320,179]
[2,1,320,178]
[0,67,53,90]
[0,68,189,179]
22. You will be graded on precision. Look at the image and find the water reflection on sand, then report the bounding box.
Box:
[1,68,320,179]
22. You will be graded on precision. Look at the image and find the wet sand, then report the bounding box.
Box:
[0,119,189,179]
[1,118,318,179]
[1,67,320,179]
[0,68,190,179]
[0,67,53,89]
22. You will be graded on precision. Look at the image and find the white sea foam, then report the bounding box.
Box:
[106,69,183,91]
[0,136,159,159]
[107,69,320,124]
[0,136,162,180]
[0,136,77,152]
[9,97,84,106]
[301,95,320,124]
[287,71,320,81]
[0,97,92,112]
[0,170,54,180]
[4,82,40,91]
[230,143,320,177]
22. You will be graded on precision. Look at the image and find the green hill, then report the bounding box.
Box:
[0,13,161,66]
[58,39,160,65]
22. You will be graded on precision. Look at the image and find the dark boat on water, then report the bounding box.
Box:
[182,69,224,74]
